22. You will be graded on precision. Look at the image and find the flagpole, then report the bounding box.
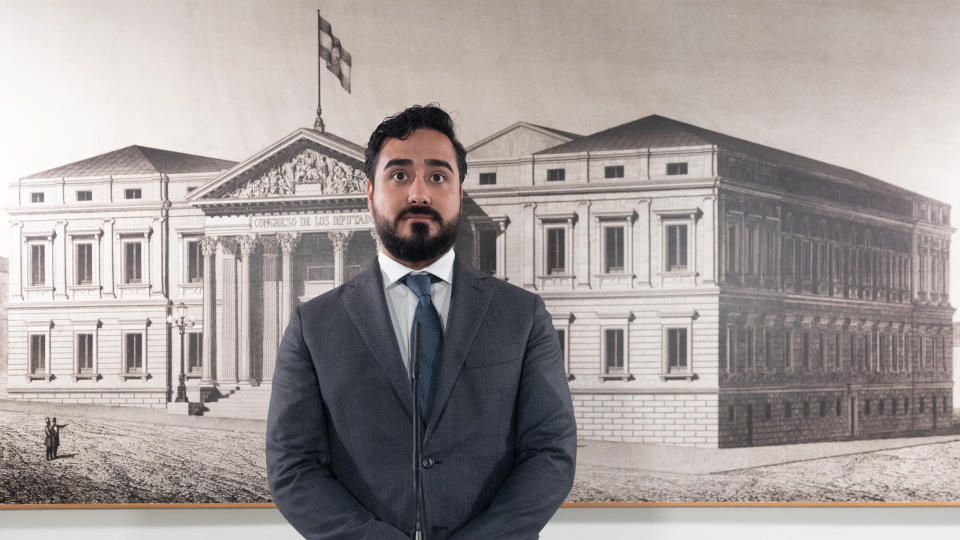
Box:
[314,9,325,132]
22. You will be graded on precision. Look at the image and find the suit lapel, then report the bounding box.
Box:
[342,260,414,420]
[425,259,493,438]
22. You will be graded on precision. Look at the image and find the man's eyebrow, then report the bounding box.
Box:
[425,159,454,171]
[382,158,414,169]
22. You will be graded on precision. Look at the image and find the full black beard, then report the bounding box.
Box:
[373,204,460,264]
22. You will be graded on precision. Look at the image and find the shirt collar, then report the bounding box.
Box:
[378,248,456,287]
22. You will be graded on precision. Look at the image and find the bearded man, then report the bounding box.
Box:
[267,104,576,540]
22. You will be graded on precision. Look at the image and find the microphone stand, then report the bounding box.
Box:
[410,321,426,540]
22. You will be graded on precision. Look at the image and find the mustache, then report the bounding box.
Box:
[396,205,442,223]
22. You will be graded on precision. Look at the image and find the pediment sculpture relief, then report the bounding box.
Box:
[219,148,367,199]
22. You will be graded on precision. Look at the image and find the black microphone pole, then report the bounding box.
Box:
[411,321,426,540]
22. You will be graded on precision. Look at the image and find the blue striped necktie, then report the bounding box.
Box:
[401,272,443,421]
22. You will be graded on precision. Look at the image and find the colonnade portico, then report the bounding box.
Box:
[196,216,379,395]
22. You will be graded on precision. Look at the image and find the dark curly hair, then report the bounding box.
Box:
[364,104,468,184]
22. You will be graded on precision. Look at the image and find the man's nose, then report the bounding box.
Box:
[406,173,431,205]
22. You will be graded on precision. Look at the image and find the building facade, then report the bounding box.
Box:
[6,116,953,447]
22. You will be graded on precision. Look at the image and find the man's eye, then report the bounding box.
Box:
[429,173,446,183]
[391,171,408,182]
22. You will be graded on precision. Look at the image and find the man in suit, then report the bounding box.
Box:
[267,104,576,539]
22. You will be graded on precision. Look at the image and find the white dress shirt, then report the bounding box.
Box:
[377,248,455,377]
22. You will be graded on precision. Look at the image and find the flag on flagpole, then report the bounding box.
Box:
[318,14,352,93]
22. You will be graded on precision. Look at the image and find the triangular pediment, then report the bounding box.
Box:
[188,128,366,204]
[466,122,580,160]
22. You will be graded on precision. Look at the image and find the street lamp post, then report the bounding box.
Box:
[167,302,195,403]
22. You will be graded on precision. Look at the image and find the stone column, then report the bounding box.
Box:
[54,221,67,299]
[218,238,239,384]
[576,201,591,289]
[149,219,163,296]
[102,219,115,298]
[237,234,258,385]
[200,235,218,384]
[636,199,652,287]
[329,230,352,287]
[261,235,280,385]
[10,222,23,301]
[521,203,536,288]
[700,196,716,285]
[278,232,300,334]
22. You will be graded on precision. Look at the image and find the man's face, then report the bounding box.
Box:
[366,128,463,265]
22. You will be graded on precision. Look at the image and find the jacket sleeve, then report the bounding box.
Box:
[266,304,410,540]
[448,294,577,540]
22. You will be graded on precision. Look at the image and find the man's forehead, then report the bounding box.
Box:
[380,129,456,160]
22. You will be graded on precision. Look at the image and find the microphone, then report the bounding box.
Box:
[411,321,426,540]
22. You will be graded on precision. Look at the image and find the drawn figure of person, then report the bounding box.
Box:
[44,417,54,461]
[51,417,66,459]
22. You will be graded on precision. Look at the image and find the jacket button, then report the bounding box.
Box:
[421,457,435,469]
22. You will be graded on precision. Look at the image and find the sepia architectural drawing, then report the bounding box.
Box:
[5,114,953,450]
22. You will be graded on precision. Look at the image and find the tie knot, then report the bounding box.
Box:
[401,272,438,299]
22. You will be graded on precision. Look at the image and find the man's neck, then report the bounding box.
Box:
[380,249,440,271]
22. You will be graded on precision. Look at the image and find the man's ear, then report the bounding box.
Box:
[366,179,374,214]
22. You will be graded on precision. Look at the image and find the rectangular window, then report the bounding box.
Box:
[835,334,841,370]
[784,330,792,370]
[746,327,755,371]
[188,332,203,374]
[726,222,738,274]
[30,244,46,286]
[819,400,827,417]
[764,228,777,274]
[604,165,624,178]
[864,334,871,370]
[865,399,871,416]
[477,228,497,275]
[763,329,772,371]
[818,333,825,370]
[124,242,142,284]
[30,334,46,375]
[746,224,757,275]
[803,401,810,418]
[187,240,203,283]
[803,332,810,370]
[77,333,94,373]
[75,243,93,285]
[604,328,625,373]
[666,162,688,175]
[546,168,565,182]
[604,226,624,273]
[725,326,736,372]
[667,327,688,371]
[76,190,93,201]
[546,228,565,274]
[125,188,142,199]
[125,333,143,373]
[31,192,44,203]
[784,401,793,419]
[666,224,688,271]
[850,334,856,370]
[479,172,497,185]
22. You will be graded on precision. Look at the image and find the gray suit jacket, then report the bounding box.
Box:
[267,257,576,539]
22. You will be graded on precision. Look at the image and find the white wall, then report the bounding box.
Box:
[2,507,960,539]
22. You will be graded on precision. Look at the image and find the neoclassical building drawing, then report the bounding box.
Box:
[6,115,953,447]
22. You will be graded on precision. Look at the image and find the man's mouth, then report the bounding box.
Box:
[402,214,435,222]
